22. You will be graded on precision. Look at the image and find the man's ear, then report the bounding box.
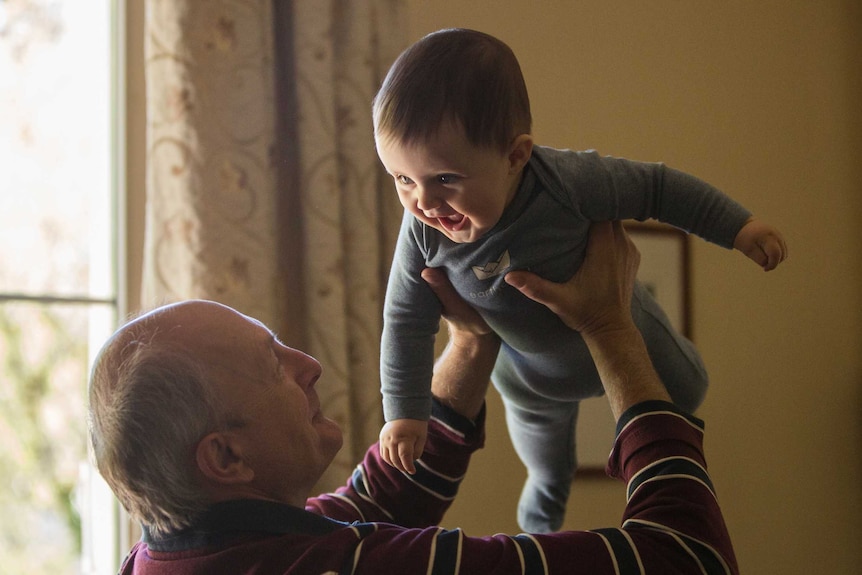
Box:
[507,134,534,174]
[195,431,254,485]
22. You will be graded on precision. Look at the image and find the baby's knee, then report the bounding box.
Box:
[668,364,708,413]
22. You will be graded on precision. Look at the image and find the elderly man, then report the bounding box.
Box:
[89,221,737,574]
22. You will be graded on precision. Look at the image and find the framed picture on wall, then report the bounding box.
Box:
[576,221,691,475]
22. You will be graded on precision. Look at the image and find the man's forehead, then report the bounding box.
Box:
[122,300,268,346]
[150,299,234,325]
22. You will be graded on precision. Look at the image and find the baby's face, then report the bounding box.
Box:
[376,123,528,243]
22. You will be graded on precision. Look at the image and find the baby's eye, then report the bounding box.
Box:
[437,174,458,185]
[396,174,413,185]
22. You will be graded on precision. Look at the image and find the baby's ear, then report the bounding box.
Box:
[507,134,534,174]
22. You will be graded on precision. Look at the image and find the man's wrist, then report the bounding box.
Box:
[446,328,499,352]
[581,321,672,421]
[431,396,486,431]
[430,331,499,420]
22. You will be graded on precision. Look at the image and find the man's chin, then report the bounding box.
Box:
[318,418,344,452]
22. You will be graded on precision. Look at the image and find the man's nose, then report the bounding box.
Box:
[300,354,322,390]
[285,347,322,389]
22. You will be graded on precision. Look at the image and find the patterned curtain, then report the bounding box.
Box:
[142,0,406,492]
[142,0,281,327]
[287,1,406,489]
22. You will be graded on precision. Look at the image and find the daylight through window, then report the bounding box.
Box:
[0,0,121,573]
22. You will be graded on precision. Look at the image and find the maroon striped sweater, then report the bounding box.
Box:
[120,399,737,574]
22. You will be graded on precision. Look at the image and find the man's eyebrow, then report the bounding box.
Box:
[261,331,278,354]
[245,317,278,345]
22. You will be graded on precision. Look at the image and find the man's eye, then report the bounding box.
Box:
[396,175,413,185]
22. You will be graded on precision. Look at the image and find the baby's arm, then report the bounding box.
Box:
[733,217,788,271]
[379,418,428,474]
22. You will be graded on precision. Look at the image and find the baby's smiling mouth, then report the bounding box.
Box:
[437,213,466,232]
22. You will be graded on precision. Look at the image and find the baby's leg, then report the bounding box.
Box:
[492,355,581,534]
[632,281,708,412]
[503,397,579,533]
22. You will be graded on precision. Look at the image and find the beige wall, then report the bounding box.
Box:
[125,1,862,572]
[406,1,862,573]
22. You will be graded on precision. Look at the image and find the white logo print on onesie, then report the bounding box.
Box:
[472,250,511,280]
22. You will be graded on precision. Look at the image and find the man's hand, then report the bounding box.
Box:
[379,419,428,475]
[505,221,671,420]
[422,268,499,420]
[504,220,640,337]
[421,268,493,338]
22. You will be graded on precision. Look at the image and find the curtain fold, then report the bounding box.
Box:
[288,0,406,489]
[142,0,281,328]
[142,0,407,493]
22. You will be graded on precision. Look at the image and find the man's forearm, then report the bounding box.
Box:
[430,330,500,421]
[581,321,672,422]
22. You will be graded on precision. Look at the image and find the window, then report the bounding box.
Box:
[0,0,123,572]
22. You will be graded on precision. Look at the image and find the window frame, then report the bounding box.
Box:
[0,0,129,571]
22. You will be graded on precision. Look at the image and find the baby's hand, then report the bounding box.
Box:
[379,419,428,474]
[733,217,788,271]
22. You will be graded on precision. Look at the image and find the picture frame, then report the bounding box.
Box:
[576,221,692,475]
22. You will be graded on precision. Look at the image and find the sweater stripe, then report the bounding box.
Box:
[326,492,366,522]
[430,414,466,440]
[415,457,466,482]
[512,534,548,575]
[404,461,461,501]
[617,409,704,440]
[341,524,376,575]
[625,519,733,575]
[592,528,643,574]
[339,539,363,575]
[350,466,395,520]
[627,456,715,502]
[429,528,463,575]
[669,531,731,575]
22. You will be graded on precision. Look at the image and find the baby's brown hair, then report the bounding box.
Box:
[373,28,531,153]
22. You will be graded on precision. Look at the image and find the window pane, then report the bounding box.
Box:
[0,300,113,572]
[0,1,118,573]
[0,0,112,299]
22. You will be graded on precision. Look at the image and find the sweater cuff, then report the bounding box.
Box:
[430,397,486,443]
[615,400,704,437]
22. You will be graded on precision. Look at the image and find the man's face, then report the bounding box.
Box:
[376,123,527,243]
[162,301,343,504]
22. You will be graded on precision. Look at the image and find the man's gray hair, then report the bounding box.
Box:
[88,326,228,537]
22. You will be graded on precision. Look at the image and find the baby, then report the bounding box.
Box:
[373,28,786,533]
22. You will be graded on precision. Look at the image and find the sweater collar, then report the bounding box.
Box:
[142,499,346,552]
